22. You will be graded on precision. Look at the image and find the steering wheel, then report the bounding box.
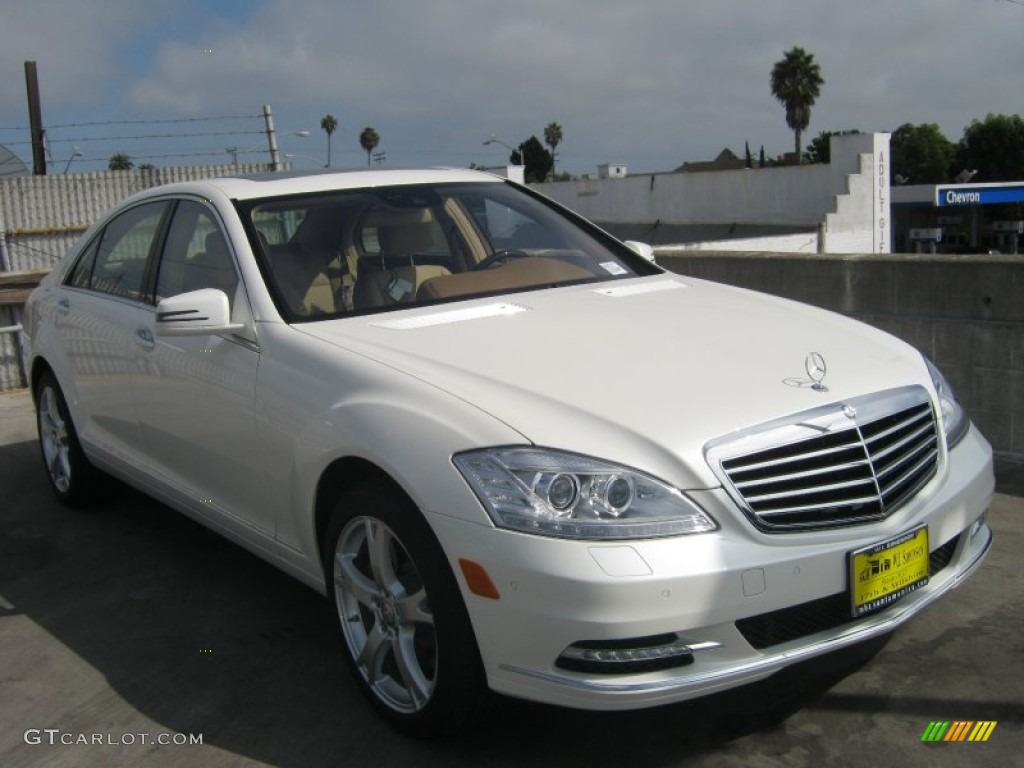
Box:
[471,249,531,271]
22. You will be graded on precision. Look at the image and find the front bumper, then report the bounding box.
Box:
[430,426,994,711]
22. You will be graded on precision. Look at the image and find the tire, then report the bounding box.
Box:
[323,478,487,737]
[34,371,110,506]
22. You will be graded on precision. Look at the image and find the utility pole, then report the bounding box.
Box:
[24,61,46,175]
[262,104,281,172]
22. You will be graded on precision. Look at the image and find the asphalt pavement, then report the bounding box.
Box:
[0,387,1021,768]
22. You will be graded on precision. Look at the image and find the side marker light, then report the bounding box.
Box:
[459,558,501,600]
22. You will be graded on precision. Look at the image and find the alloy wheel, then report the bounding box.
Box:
[38,384,72,494]
[333,516,437,713]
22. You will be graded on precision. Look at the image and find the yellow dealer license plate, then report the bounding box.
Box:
[850,526,929,617]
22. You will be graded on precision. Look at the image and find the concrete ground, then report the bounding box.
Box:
[0,387,1020,768]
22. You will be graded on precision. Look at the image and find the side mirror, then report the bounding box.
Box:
[155,289,244,336]
[624,240,657,263]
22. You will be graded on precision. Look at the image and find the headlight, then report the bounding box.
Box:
[925,358,969,448]
[453,448,717,540]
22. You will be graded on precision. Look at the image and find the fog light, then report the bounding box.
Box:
[556,634,721,674]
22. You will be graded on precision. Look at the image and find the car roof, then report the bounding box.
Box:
[145,167,504,202]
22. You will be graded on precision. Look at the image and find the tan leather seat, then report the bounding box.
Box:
[353,209,451,309]
[268,243,339,316]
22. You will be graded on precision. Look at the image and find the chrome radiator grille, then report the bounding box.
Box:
[707,387,940,531]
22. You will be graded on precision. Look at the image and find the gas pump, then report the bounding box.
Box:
[909,227,942,254]
[993,221,1022,255]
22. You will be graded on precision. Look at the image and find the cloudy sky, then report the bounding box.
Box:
[1,0,1022,175]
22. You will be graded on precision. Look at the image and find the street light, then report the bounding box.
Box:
[63,146,83,174]
[483,134,522,164]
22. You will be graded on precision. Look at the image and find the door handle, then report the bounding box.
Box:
[135,327,155,349]
[57,298,70,315]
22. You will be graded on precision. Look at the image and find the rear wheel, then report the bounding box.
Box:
[35,371,109,506]
[323,478,487,736]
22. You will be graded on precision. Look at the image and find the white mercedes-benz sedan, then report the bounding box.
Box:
[23,169,994,735]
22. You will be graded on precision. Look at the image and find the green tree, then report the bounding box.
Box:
[890,123,954,184]
[512,136,553,184]
[359,126,380,167]
[744,141,753,169]
[956,113,1024,182]
[759,145,766,168]
[320,114,338,168]
[804,129,861,164]
[770,46,825,163]
[543,122,563,179]
[108,152,133,171]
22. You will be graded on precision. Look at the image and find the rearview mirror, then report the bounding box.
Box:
[155,289,244,336]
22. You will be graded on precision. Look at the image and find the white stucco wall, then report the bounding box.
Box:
[534,133,891,253]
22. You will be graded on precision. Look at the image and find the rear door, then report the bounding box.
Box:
[56,200,170,467]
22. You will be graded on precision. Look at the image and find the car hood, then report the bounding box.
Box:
[298,275,932,489]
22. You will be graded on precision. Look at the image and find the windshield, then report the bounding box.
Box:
[241,181,658,321]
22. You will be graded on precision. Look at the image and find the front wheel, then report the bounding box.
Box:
[323,479,487,736]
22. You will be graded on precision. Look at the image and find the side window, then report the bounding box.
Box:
[156,201,239,307]
[66,235,101,289]
[85,202,167,301]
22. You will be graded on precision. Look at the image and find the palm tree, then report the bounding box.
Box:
[320,114,338,167]
[543,122,563,179]
[108,152,133,171]
[359,126,380,167]
[770,47,824,163]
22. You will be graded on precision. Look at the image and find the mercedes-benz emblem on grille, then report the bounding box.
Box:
[842,404,857,420]
[805,352,828,392]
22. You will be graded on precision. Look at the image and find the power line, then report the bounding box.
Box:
[46,114,263,129]
[66,149,263,162]
[128,150,253,159]
[2,114,263,133]
[47,130,266,143]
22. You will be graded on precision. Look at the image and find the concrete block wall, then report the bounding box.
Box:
[656,251,1024,461]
